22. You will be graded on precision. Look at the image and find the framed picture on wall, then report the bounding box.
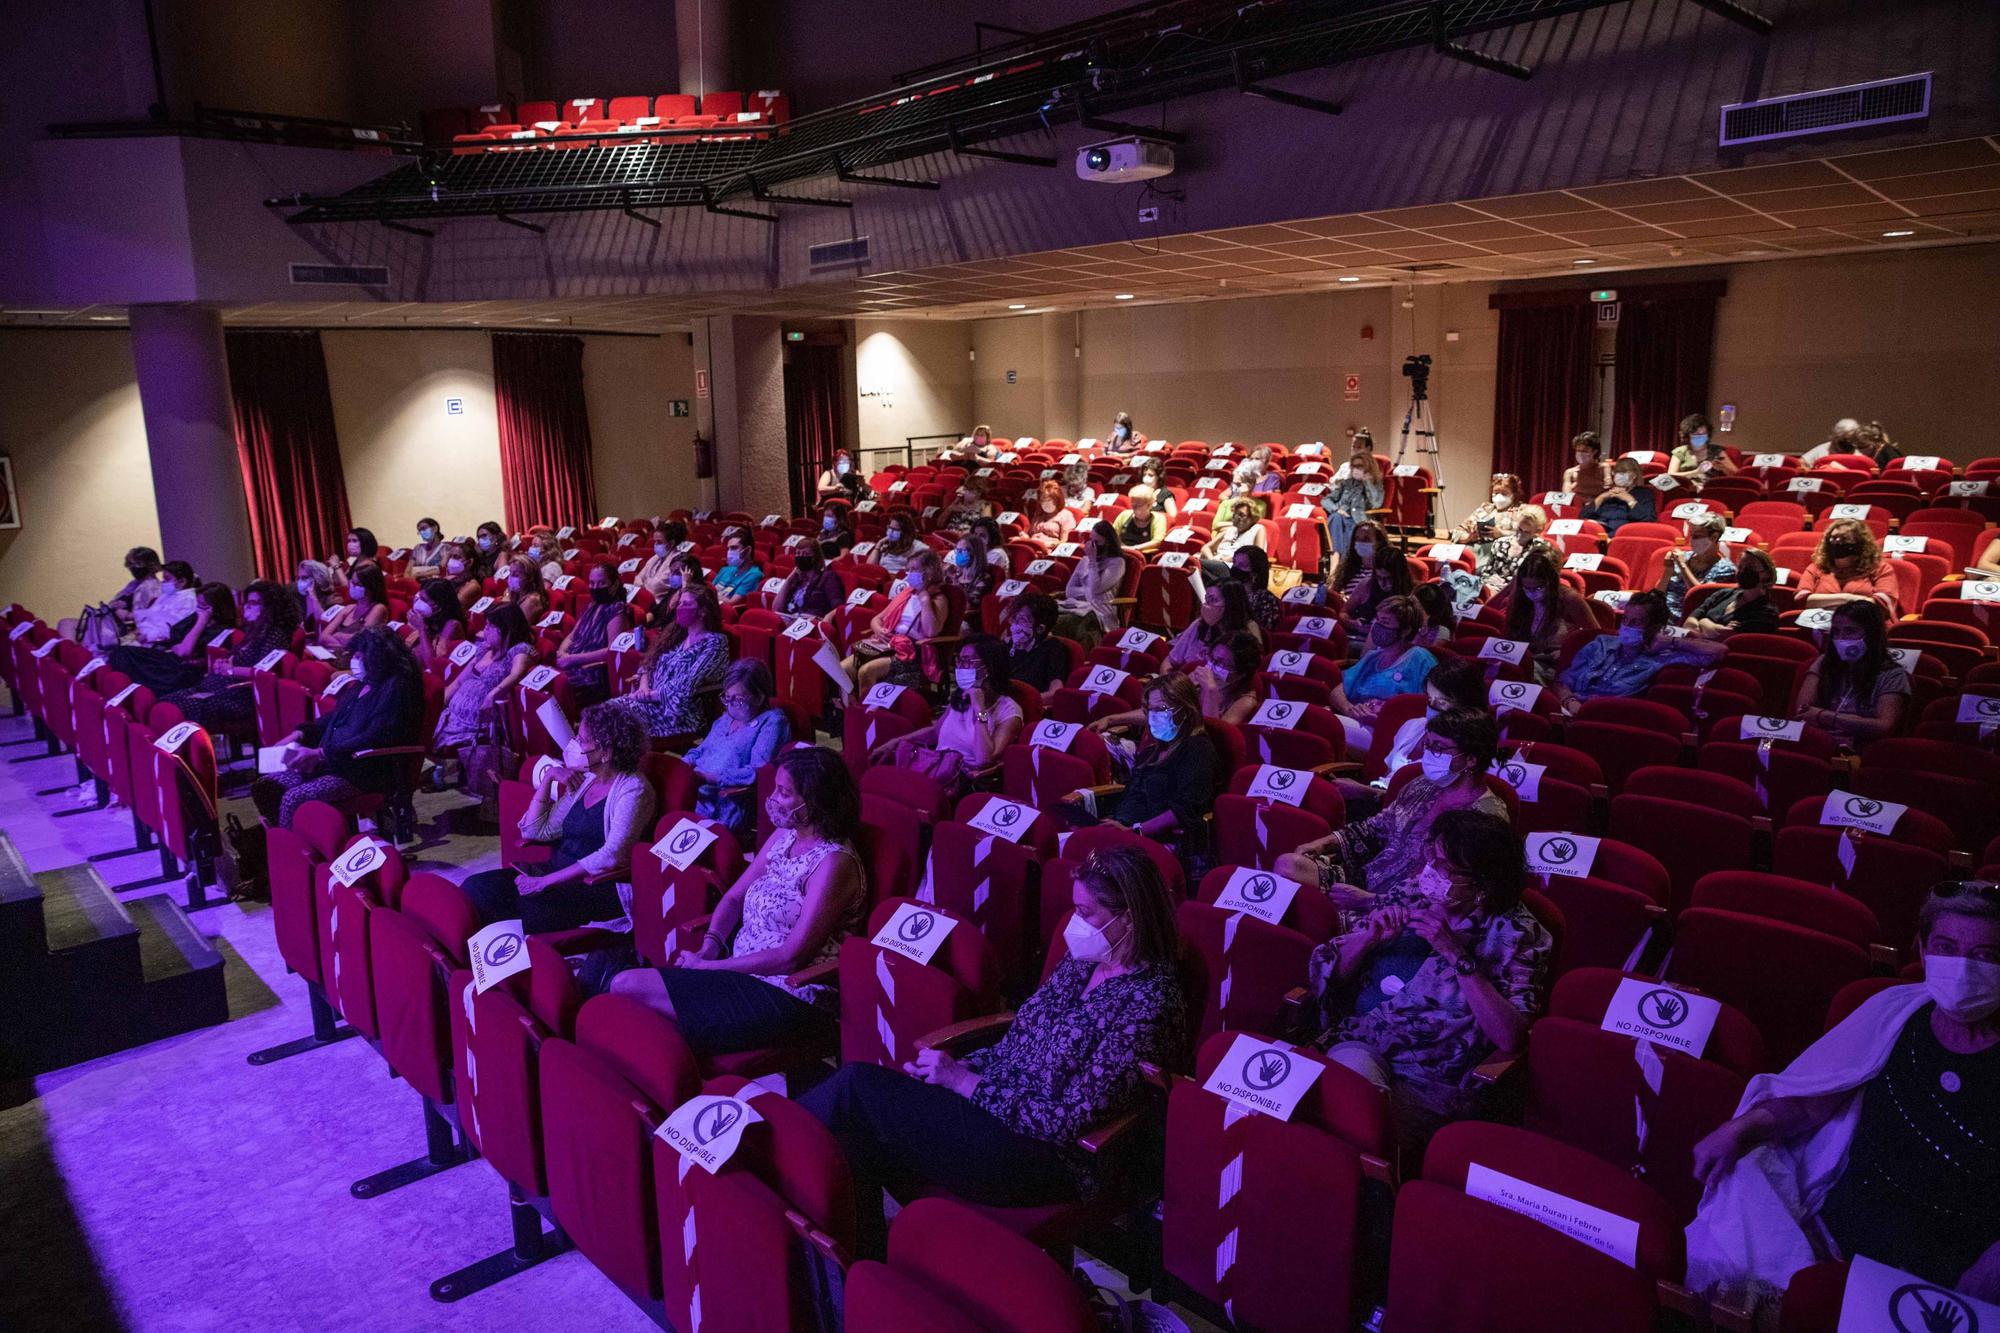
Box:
[0,458,17,530]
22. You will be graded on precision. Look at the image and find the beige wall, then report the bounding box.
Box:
[321,329,508,550]
[0,331,157,620]
[583,333,699,522]
[853,321,972,467]
[1709,244,2000,461]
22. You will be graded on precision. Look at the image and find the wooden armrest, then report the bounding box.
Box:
[1135,1059,1173,1092]
[1078,1107,1144,1155]
[1643,903,1669,922]
[1358,1152,1396,1186]
[1070,782,1126,802]
[1313,760,1363,779]
[786,1210,850,1271]
[1704,1294,1757,1333]
[784,958,839,990]
[1948,849,1973,871]
[1467,1052,1519,1088]
[1869,943,1903,972]
[353,745,428,758]
[1588,782,1609,805]
[919,1011,1016,1054]
[1109,596,1138,607]
[1278,985,1313,1039]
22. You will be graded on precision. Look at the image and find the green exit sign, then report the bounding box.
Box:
[1589,289,1618,303]
[786,330,805,342]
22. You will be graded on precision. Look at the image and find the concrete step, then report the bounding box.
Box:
[35,864,144,1068]
[127,894,229,1040]
[0,831,44,971]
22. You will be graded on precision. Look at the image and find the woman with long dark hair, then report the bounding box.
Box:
[159,581,299,728]
[407,578,469,671]
[250,625,423,828]
[317,560,389,654]
[619,583,728,737]
[1792,599,1909,748]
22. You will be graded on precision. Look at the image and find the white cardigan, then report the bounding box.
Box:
[1060,555,1126,632]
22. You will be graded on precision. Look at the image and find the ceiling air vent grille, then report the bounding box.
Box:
[1719,74,1930,147]
[289,262,390,286]
[809,236,870,269]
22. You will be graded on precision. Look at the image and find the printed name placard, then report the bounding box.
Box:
[1053,542,1082,558]
[1184,498,1210,513]
[844,587,875,610]
[1593,590,1634,609]
[469,596,495,614]
[1427,542,1468,562]
[610,631,639,652]
[1026,559,1056,576]
[1541,491,1575,508]
[1600,977,1721,1057]
[1547,519,1584,537]
[153,721,201,754]
[468,918,532,993]
[1828,503,1872,521]
[870,901,959,965]
[522,665,560,690]
[1392,464,1420,478]
[996,510,1022,526]
[1900,456,1944,472]
[1212,866,1305,923]
[1488,754,1545,799]
[862,683,907,712]
[209,629,235,648]
[1525,831,1601,879]
[1080,665,1130,695]
[1028,719,1081,752]
[1296,442,1326,456]
[449,641,478,666]
[1477,637,1527,665]
[1751,453,1787,468]
[1249,698,1302,730]
[1721,527,1754,545]
[1649,474,1680,492]
[618,558,640,574]
[322,673,356,698]
[1267,650,1310,677]
[108,683,142,708]
[1464,1163,1640,1268]
[781,617,817,641]
[1787,477,1824,493]
[1671,502,1711,521]
[537,611,565,628]
[655,1093,763,1176]
[1947,479,1991,497]
[1819,789,1907,835]
[77,656,107,680]
[1294,616,1336,640]
[1244,764,1311,807]
[652,818,719,872]
[329,839,390,889]
[760,513,782,526]
[995,579,1029,599]
[1194,478,1223,493]
[1282,585,1320,605]
[1200,1034,1323,1121]
[1882,535,1927,554]
[389,547,410,561]
[1739,715,1804,742]
[1795,607,1836,630]
[964,797,1037,843]
[9,621,36,640]
[618,533,639,548]
[1285,503,1316,521]
[1489,680,1543,714]
[1204,460,1231,473]
[1835,1255,2000,1333]
[1564,553,1603,571]
[1164,527,1196,544]
[761,577,786,596]
[1962,580,2000,605]
[1297,483,1327,497]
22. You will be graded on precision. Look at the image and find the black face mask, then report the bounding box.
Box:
[1735,568,1763,589]
[1826,538,1858,560]
[590,585,619,605]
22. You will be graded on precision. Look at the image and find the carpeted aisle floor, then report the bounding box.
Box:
[0,715,657,1333]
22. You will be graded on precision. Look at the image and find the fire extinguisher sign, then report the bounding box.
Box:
[695,369,710,399]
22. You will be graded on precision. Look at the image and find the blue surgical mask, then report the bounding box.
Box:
[1147,709,1178,743]
[725,550,742,566]
[1690,432,1709,449]
[823,516,836,531]
[419,527,437,542]
[1618,625,1646,648]
[903,572,923,593]
[528,545,544,561]
[477,537,495,552]
[953,550,971,567]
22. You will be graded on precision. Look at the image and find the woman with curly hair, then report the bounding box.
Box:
[1797,516,1899,616]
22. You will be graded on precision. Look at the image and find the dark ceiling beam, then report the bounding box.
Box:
[1683,0,1775,34]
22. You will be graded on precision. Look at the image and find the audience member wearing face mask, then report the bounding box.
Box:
[1332,656,1490,817]
[457,702,658,930]
[1053,521,1128,651]
[127,558,203,647]
[406,516,449,579]
[777,544,846,621]
[869,509,921,575]
[1306,808,1552,1146]
[1452,472,1526,549]
[683,659,791,832]
[108,574,237,693]
[316,560,391,654]
[1684,549,1781,638]
[1791,599,1909,748]
[1335,523,1412,636]
[1656,515,1737,620]
[1580,456,1659,535]
[1321,433,1385,562]
[843,550,948,693]
[434,604,537,796]
[1162,579,1257,674]
[998,594,1069,697]
[1277,708,1507,912]
[156,580,302,732]
[1797,518,1900,616]
[249,625,424,829]
[1668,413,1722,485]
[1082,673,1220,858]
[1329,595,1441,756]
[867,634,1023,798]
[1798,416,1863,467]
[636,523,685,598]
[404,577,470,671]
[611,585,728,738]
[798,845,1183,1263]
[552,561,634,706]
[1688,881,2000,1308]
[110,545,164,631]
[1552,590,1726,712]
[816,450,871,505]
[711,532,766,603]
[501,556,549,625]
[1501,552,1596,682]
[609,747,866,1064]
[1561,431,1613,503]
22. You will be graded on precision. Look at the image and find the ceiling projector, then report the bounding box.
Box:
[1076,136,1175,183]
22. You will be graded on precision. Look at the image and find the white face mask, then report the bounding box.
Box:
[954,666,978,691]
[1421,750,1458,784]
[561,738,592,770]
[1063,910,1125,963]
[1924,954,2000,1022]
[1414,861,1454,901]
[1615,473,1637,488]
[1491,493,1513,509]
[1354,542,1376,560]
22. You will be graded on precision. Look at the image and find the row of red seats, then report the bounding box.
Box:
[431,91,790,152]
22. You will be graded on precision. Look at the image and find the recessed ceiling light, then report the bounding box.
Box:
[1572,258,1596,265]
[88,314,122,322]
[1881,229,1915,238]
[1337,276,1362,283]
[1007,303,1026,309]
[1113,293,1135,300]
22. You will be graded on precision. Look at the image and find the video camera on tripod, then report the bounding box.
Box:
[1401,353,1432,402]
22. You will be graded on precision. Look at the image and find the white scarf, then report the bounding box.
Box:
[1684,983,1932,1307]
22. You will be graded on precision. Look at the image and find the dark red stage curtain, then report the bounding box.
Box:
[225,329,353,580]
[1492,304,1596,490]
[492,333,598,531]
[1613,293,1717,459]
[783,344,846,515]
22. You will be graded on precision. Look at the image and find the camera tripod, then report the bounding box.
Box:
[1392,387,1447,537]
